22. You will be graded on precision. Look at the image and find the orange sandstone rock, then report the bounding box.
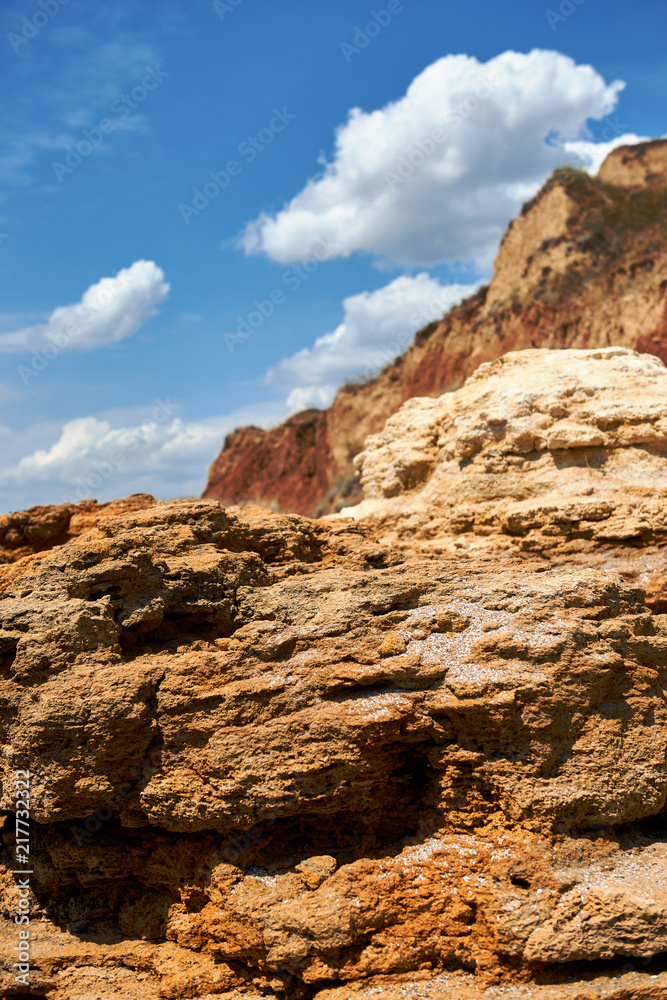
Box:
[1,499,667,997]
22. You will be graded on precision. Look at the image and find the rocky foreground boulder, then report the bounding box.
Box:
[344,346,667,611]
[2,482,667,997]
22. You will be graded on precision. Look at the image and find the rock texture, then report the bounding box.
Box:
[0,493,157,565]
[342,347,667,610]
[203,138,667,517]
[2,499,667,998]
[598,138,667,188]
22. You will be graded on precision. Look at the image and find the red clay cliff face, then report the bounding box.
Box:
[203,139,667,516]
[208,411,332,521]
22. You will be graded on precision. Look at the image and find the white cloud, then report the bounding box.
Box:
[284,386,336,414]
[0,401,287,511]
[264,273,479,413]
[5,414,217,485]
[0,260,169,354]
[240,49,629,268]
[0,313,45,330]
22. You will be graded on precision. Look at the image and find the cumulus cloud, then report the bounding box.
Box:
[6,411,216,487]
[239,49,632,268]
[0,260,169,354]
[264,273,479,413]
[0,401,287,512]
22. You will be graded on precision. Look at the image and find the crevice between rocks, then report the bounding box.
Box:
[0,633,18,676]
[529,950,667,986]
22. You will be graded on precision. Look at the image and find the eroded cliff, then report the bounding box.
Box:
[203,138,667,516]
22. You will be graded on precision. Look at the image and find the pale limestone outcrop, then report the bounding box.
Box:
[341,348,667,605]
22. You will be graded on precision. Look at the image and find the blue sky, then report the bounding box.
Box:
[0,0,665,512]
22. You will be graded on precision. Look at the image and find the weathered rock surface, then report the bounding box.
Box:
[1,499,667,997]
[598,138,667,188]
[341,347,667,609]
[0,492,157,565]
[203,139,667,516]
